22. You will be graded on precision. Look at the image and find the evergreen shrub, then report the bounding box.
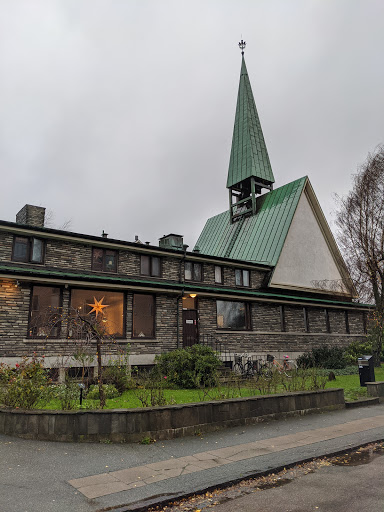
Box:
[297,345,346,369]
[155,345,221,388]
[87,384,119,400]
[343,339,373,366]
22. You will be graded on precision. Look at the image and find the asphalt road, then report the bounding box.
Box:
[1,404,384,512]
[204,451,384,512]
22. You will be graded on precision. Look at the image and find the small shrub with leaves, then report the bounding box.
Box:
[103,364,131,393]
[102,345,131,393]
[53,381,80,410]
[87,384,119,400]
[0,356,51,409]
[155,345,221,389]
[343,339,373,366]
[132,370,173,407]
[297,345,346,369]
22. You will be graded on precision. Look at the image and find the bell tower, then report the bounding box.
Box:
[228,41,275,223]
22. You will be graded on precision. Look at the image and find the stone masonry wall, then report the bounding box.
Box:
[45,240,91,270]
[0,232,13,261]
[196,297,366,357]
[0,280,31,352]
[0,388,345,443]
[0,278,368,359]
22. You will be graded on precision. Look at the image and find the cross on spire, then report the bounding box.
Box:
[238,39,246,55]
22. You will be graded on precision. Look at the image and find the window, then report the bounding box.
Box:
[325,308,331,333]
[70,289,124,337]
[235,269,250,287]
[345,311,350,334]
[92,248,117,272]
[133,294,155,338]
[29,286,61,337]
[140,255,161,277]
[185,261,202,281]
[216,300,250,330]
[13,236,44,264]
[363,312,367,334]
[215,265,223,284]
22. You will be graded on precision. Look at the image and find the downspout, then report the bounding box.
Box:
[176,244,189,349]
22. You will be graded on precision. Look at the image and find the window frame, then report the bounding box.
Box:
[28,285,63,338]
[91,248,118,273]
[12,236,45,264]
[69,288,126,339]
[216,300,251,331]
[132,293,156,339]
[140,255,162,277]
[214,265,223,284]
[185,261,203,282]
[235,268,250,288]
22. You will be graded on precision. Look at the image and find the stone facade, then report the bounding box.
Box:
[0,215,370,369]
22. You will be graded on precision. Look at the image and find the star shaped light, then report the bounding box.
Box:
[87,297,109,317]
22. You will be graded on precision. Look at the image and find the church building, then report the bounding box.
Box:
[0,43,369,373]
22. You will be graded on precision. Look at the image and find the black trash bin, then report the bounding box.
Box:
[358,355,375,386]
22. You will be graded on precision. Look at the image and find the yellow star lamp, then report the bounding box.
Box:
[87,297,109,317]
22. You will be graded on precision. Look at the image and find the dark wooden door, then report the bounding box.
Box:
[183,309,198,347]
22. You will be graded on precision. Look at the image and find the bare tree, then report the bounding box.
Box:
[32,307,116,408]
[335,145,384,364]
[44,209,72,231]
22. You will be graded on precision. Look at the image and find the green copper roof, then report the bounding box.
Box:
[195,177,307,265]
[227,56,275,189]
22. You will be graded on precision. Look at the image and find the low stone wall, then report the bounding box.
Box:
[0,389,345,443]
[366,381,384,402]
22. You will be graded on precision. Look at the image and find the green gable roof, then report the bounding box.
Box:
[227,56,275,189]
[195,177,307,266]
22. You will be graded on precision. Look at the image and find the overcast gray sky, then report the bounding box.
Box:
[1,0,384,248]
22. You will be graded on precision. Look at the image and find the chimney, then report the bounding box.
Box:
[159,234,184,251]
[102,230,108,238]
[16,205,45,228]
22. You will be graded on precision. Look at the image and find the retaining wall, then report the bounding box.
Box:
[0,388,345,443]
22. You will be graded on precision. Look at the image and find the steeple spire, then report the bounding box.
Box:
[227,42,274,223]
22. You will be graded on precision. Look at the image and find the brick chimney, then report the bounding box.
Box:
[16,205,46,228]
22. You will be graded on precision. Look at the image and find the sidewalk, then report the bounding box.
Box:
[1,403,384,512]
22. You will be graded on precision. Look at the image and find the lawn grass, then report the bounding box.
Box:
[325,364,384,401]
[41,385,261,410]
[39,365,384,410]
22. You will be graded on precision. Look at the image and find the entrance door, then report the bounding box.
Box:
[183,309,198,347]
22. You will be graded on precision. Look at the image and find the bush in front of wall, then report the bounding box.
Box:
[297,345,346,369]
[87,384,119,400]
[53,380,79,410]
[0,356,51,409]
[343,339,374,366]
[155,345,221,389]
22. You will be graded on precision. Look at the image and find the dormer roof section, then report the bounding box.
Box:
[226,56,275,190]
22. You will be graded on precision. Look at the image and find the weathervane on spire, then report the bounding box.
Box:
[238,39,246,55]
